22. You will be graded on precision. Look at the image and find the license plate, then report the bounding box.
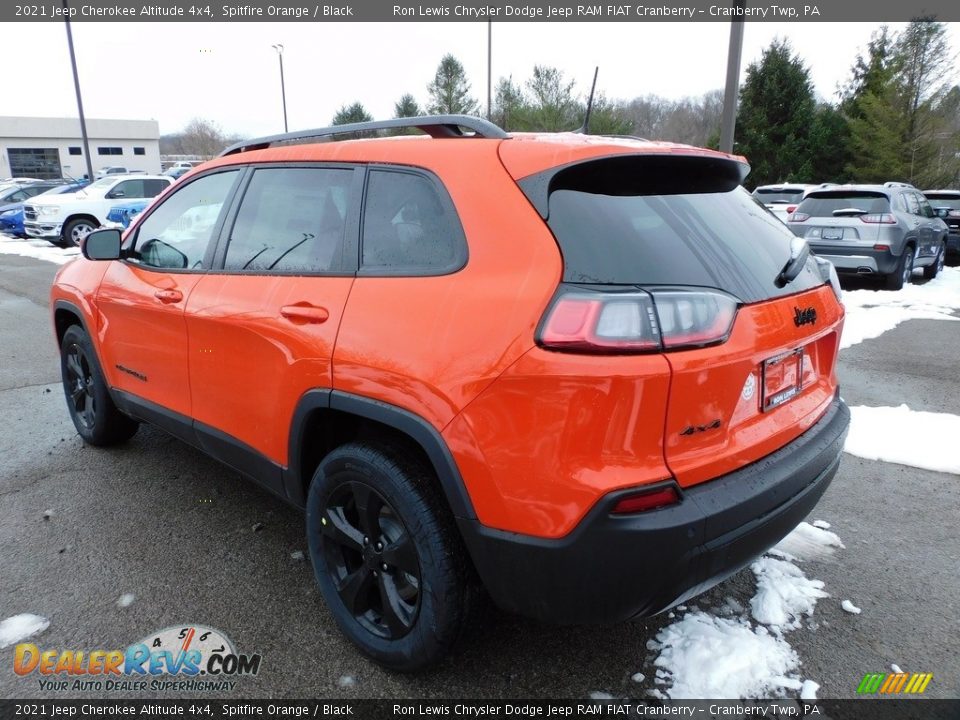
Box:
[761,348,803,411]
[822,228,843,240]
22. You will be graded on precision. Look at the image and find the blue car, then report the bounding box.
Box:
[0,182,89,236]
[106,200,149,228]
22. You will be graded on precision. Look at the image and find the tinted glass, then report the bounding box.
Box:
[546,185,823,303]
[361,170,465,272]
[754,189,805,203]
[916,195,935,218]
[797,192,891,217]
[905,193,921,215]
[924,195,960,211]
[133,171,239,270]
[224,168,352,273]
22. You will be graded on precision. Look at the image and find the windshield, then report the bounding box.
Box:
[797,192,890,217]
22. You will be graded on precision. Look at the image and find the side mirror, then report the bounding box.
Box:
[106,190,125,199]
[82,228,122,261]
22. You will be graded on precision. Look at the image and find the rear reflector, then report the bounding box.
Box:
[539,286,738,354]
[786,205,797,214]
[873,244,890,251]
[611,486,681,514]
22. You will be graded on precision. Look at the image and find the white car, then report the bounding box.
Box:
[753,184,819,223]
[24,175,172,246]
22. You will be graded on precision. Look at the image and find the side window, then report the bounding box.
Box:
[917,195,935,219]
[144,179,171,197]
[223,167,352,274]
[110,179,144,199]
[361,169,466,273]
[904,192,921,216]
[132,170,239,270]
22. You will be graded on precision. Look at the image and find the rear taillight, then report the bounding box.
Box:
[786,205,797,214]
[611,485,681,514]
[538,286,738,354]
[859,213,897,224]
[948,210,960,219]
[788,212,809,222]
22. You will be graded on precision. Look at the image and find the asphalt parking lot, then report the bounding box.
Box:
[0,248,958,701]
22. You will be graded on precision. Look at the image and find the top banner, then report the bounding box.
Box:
[7,0,960,22]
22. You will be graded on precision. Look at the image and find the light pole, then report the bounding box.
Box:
[719,0,746,154]
[272,44,288,132]
[487,21,492,120]
[63,0,94,181]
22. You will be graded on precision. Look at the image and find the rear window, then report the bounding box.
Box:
[797,191,890,217]
[924,194,960,211]
[537,159,823,303]
[754,188,805,203]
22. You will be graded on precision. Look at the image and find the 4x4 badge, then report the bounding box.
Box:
[794,307,817,327]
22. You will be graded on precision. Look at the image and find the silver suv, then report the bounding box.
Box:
[787,182,949,290]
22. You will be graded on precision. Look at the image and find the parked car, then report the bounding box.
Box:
[162,166,192,180]
[94,166,130,178]
[25,175,172,246]
[0,182,88,236]
[752,183,817,223]
[51,115,849,671]
[103,200,149,229]
[787,182,949,289]
[922,189,960,258]
[0,181,62,205]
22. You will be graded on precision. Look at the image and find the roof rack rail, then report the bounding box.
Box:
[883,181,915,188]
[219,114,508,157]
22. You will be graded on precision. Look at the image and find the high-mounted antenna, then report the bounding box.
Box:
[575,66,599,134]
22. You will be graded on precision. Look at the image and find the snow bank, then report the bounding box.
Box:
[773,521,845,562]
[840,266,960,349]
[0,235,79,265]
[750,557,829,631]
[0,614,50,648]
[651,613,802,699]
[845,404,960,475]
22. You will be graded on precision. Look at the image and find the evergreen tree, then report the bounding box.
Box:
[331,102,374,139]
[491,76,529,131]
[394,94,422,118]
[525,66,579,131]
[735,39,817,187]
[427,55,478,115]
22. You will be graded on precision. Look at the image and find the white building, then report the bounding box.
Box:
[0,116,161,181]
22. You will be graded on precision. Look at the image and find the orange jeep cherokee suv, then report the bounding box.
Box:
[50,116,849,671]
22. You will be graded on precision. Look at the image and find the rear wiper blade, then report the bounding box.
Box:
[775,237,810,288]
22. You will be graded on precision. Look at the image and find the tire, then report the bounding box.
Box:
[60,325,138,446]
[884,246,914,291]
[63,217,98,247]
[305,442,480,671]
[923,241,946,280]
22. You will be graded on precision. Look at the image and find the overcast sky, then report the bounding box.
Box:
[11,21,960,138]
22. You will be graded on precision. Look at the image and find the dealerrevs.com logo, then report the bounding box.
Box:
[14,625,261,693]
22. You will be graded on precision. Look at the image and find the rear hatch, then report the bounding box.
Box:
[788,190,893,247]
[507,151,843,488]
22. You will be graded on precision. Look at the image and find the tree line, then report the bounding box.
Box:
[162,19,959,189]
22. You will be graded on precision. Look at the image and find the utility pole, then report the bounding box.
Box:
[63,0,94,181]
[272,44,288,132]
[719,2,745,154]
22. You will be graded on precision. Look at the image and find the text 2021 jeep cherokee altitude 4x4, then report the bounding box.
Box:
[50,116,849,671]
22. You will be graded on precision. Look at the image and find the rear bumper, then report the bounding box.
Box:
[810,244,900,275]
[459,397,849,624]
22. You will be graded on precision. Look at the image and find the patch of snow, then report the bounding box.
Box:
[647,689,667,700]
[336,675,357,689]
[117,594,135,608]
[812,520,831,530]
[587,691,614,700]
[0,236,79,266]
[0,614,50,648]
[290,550,305,561]
[42,509,55,520]
[774,522,845,562]
[631,672,645,683]
[649,612,802,699]
[800,679,820,700]
[845,404,960,475]
[841,600,862,615]
[750,557,829,632]
[891,664,903,674]
[840,267,960,349]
